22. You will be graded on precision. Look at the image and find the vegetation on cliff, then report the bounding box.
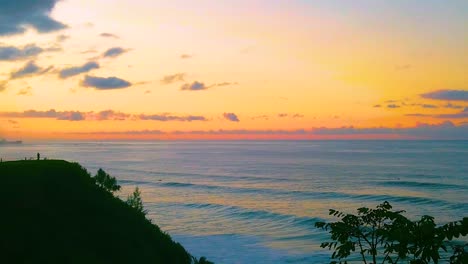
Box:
[0,159,211,263]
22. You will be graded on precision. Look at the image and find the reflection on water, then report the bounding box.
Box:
[1,140,467,263]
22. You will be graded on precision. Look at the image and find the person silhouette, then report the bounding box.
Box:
[37,153,40,160]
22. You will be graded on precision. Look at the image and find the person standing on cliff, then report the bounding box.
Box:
[37,153,40,160]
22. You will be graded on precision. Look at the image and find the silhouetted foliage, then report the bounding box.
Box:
[315,201,467,264]
[126,187,146,215]
[94,168,121,193]
[0,160,200,263]
[193,256,215,264]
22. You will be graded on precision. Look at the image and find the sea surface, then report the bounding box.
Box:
[1,140,467,263]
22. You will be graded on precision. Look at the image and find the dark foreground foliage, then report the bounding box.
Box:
[0,160,210,264]
[316,201,467,264]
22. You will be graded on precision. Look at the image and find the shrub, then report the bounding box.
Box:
[315,201,467,264]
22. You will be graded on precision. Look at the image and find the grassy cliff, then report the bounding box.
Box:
[0,160,196,264]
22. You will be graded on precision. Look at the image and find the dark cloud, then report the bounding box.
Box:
[223,113,240,122]
[139,114,207,122]
[103,47,128,58]
[180,54,192,59]
[59,62,99,79]
[373,104,382,108]
[81,75,132,90]
[0,0,66,36]
[421,90,468,101]
[387,104,400,109]
[180,81,208,91]
[17,86,32,96]
[0,44,43,61]
[10,61,40,79]
[10,61,53,79]
[100,33,119,39]
[160,73,186,84]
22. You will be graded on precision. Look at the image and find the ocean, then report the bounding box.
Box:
[1,140,467,263]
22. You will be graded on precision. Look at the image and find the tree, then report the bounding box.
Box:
[315,201,467,264]
[126,187,146,215]
[94,168,121,193]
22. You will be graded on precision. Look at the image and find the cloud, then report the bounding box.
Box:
[420,104,438,109]
[17,86,32,96]
[0,0,66,36]
[180,54,192,59]
[59,62,99,79]
[406,107,468,119]
[10,61,42,79]
[444,103,464,109]
[421,90,468,101]
[68,122,468,140]
[56,34,70,42]
[0,109,84,121]
[278,113,304,118]
[387,104,400,109]
[395,64,411,71]
[81,75,132,90]
[312,121,468,139]
[160,73,186,84]
[0,81,7,92]
[80,49,97,54]
[434,107,468,119]
[251,115,269,120]
[223,113,240,122]
[100,33,119,39]
[180,81,208,91]
[139,114,207,122]
[0,109,208,122]
[373,104,382,108]
[103,47,128,58]
[0,44,43,61]
[93,110,130,121]
[216,82,238,87]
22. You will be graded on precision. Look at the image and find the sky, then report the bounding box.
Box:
[0,0,467,140]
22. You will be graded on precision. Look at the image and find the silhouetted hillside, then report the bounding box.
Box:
[0,160,201,264]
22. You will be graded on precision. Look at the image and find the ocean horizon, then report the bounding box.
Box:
[1,140,467,263]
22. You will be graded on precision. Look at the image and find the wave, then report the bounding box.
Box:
[155,201,324,230]
[122,179,468,211]
[377,180,467,190]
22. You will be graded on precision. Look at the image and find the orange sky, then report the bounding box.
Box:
[1,0,467,140]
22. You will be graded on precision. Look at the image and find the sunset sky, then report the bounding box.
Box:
[1,0,467,140]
